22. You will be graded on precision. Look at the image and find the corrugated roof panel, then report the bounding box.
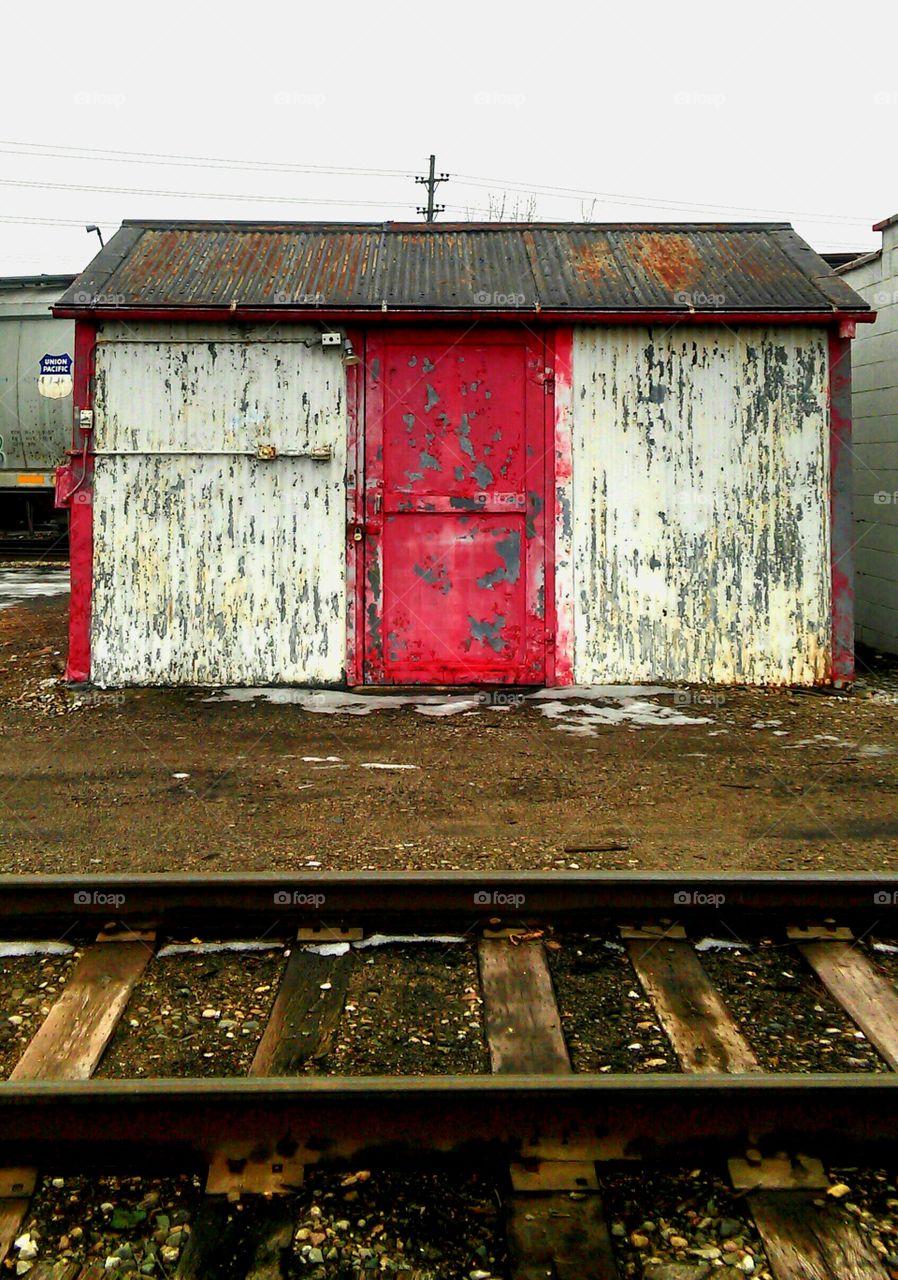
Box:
[58,222,871,315]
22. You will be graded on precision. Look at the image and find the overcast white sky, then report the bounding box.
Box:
[0,0,893,277]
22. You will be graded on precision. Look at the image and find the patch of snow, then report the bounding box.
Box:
[535,694,711,733]
[355,933,466,950]
[0,941,75,958]
[528,685,673,701]
[208,688,491,717]
[872,941,898,954]
[204,682,715,735]
[360,762,419,771]
[694,938,747,952]
[303,933,467,957]
[303,941,351,956]
[0,568,69,610]
[416,698,482,716]
[158,941,285,957]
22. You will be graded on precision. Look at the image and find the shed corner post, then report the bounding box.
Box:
[550,326,575,687]
[828,325,854,685]
[64,318,97,685]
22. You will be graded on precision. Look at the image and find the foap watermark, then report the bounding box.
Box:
[674,889,726,907]
[673,90,726,107]
[473,290,528,307]
[874,890,898,906]
[474,890,526,908]
[873,290,898,307]
[74,890,126,908]
[74,291,126,307]
[74,90,126,107]
[76,690,126,707]
[874,492,898,505]
[674,690,726,707]
[273,890,326,908]
[478,690,525,707]
[273,291,326,306]
[272,91,327,107]
[674,290,727,308]
[473,91,526,108]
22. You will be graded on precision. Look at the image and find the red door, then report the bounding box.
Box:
[362,328,550,685]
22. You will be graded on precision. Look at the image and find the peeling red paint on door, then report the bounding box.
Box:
[363,329,550,685]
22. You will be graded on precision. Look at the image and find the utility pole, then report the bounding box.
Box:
[415,154,449,222]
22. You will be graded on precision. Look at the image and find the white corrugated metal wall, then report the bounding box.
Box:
[570,326,831,685]
[839,227,898,654]
[91,323,347,686]
[90,320,832,688]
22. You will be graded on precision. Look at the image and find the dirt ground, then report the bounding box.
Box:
[3,587,898,876]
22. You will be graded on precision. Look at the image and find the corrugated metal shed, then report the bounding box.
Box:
[57,222,869,315]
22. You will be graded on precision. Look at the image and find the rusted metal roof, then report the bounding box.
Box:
[58,221,870,315]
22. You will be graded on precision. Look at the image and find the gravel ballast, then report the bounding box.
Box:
[311,943,490,1076]
[548,931,677,1073]
[0,949,77,1078]
[601,1166,771,1278]
[698,939,888,1072]
[10,1172,201,1275]
[95,945,286,1077]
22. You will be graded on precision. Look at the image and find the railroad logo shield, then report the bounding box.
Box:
[38,352,73,399]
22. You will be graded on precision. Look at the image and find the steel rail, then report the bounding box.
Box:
[0,1075,897,1170]
[1,872,897,935]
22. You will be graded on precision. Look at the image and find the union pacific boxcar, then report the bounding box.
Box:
[0,274,75,535]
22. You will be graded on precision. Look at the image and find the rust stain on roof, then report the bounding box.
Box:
[569,242,620,281]
[630,233,705,291]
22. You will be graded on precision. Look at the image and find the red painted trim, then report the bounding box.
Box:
[344,327,365,687]
[362,332,386,684]
[550,327,575,686]
[542,333,558,686]
[828,333,855,684]
[66,321,97,684]
[52,307,876,327]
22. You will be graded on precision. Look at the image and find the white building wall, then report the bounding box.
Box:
[840,225,898,653]
[571,326,831,684]
[91,323,347,686]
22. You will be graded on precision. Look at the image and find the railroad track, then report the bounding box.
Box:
[0,536,68,564]
[3,872,898,1278]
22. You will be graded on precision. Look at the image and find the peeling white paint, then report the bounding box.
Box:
[91,324,346,686]
[572,326,831,685]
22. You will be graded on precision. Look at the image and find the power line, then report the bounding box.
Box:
[0,214,119,228]
[0,139,414,181]
[450,172,871,227]
[0,137,877,234]
[0,137,873,227]
[0,176,433,211]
